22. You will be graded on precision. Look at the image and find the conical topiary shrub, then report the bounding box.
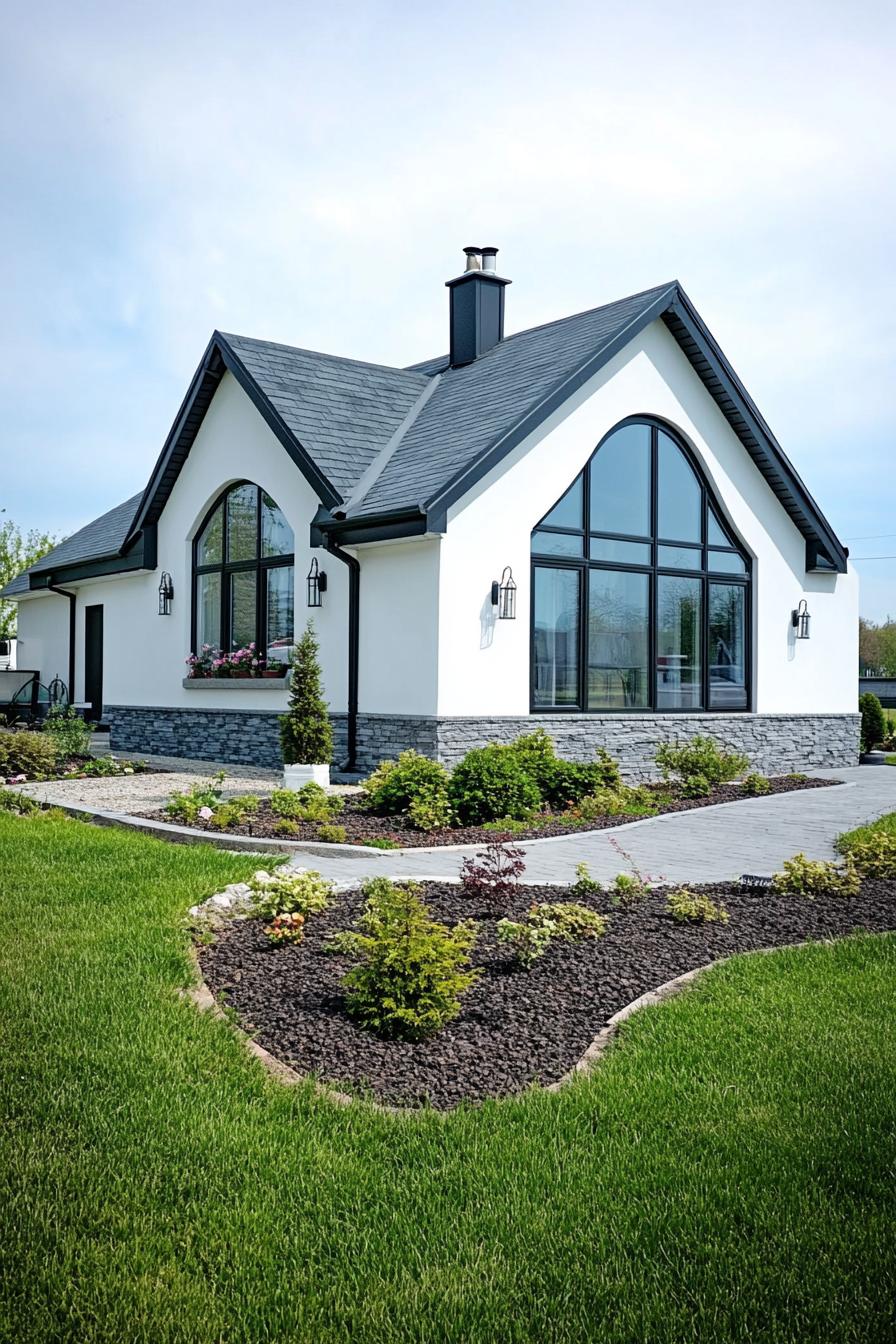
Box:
[280,622,333,774]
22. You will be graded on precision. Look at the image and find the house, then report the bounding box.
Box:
[1,247,859,775]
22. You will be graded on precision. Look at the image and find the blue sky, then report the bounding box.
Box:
[1,0,894,615]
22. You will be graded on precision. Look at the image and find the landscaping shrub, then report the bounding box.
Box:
[250,868,334,920]
[481,816,529,834]
[508,731,621,805]
[164,773,225,824]
[273,818,299,837]
[279,622,333,766]
[407,785,453,832]
[859,692,886,753]
[655,735,749,791]
[0,787,40,814]
[447,744,540,824]
[496,916,558,968]
[264,912,306,944]
[773,852,860,899]
[665,889,729,924]
[576,785,657,819]
[329,878,478,1040]
[362,750,450,816]
[76,756,143,777]
[0,729,58,779]
[362,837,401,850]
[460,837,527,905]
[742,772,771,796]
[317,823,347,844]
[835,830,896,879]
[537,902,608,940]
[497,901,607,968]
[271,784,342,823]
[43,706,92,758]
[571,862,602,898]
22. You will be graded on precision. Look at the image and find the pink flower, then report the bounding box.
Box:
[198,806,214,820]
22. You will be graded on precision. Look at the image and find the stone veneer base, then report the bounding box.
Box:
[105,705,860,778]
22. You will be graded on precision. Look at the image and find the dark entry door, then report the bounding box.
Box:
[84,605,104,721]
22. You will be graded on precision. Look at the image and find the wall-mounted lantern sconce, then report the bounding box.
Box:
[792,599,811,640]
[491,566,517,620]
[307,558,327,608]
[158,572,174,615]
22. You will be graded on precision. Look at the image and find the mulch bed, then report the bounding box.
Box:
[152,774,838,847]
[198,878,896,1109]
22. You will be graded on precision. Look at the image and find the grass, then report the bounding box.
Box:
[2,814,895,1343]
[836,809,896,850]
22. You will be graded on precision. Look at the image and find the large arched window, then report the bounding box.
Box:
[192,483,294,659]
[531,419,751,713]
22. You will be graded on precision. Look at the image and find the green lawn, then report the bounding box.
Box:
[2,814,895,1343]
[837,809,896,849]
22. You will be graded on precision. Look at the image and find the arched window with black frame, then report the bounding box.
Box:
[192,483,295,661]
[531,419,751,713]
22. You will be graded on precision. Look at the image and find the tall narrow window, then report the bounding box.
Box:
[531,419,751,713]
[192,483,295,657]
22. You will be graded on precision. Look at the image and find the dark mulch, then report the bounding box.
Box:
[198,878,896,1109]
[153,774,838,847]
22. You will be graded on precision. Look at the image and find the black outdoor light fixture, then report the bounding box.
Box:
[491,566,517,620]
[158,572,174,615]
[307,557,327,608]
[792,599,811,640]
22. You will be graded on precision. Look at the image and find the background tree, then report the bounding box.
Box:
[0,513,59,639]
[859,616,896,676]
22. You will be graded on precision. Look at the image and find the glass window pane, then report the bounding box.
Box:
[656,575,702,708]
[657,433,702,542]
[708,549,746,575]
[533,567,580,707]
[196,572,221,651]
[589,424,650,537]
[587,569,649,708]
[590,537,650,565]
[266,567,294,663]
[658,544,702,570]
[540,475,583,531]
[229,571,257,652]
[710,584,747,708]
[226,484,258,562]
[262,493,294,557]
[707,507,731,547]
[532,530,584,557]
[197,505,223,566]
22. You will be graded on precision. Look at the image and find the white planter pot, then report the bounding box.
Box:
[283,763,330,789]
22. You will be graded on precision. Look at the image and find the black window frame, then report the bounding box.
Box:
[530,417,752,714]
[191,482,295,656]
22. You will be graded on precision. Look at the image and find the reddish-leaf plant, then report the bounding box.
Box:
[460,837,527,905]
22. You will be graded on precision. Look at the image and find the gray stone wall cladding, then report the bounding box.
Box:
[107,704,860,778]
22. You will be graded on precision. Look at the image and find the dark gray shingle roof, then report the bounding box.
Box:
[350,284,674,517]
[0,494,142,598]
[221,334,430,498]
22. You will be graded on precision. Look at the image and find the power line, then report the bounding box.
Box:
[845,533,896,542]
[849,555,896,561]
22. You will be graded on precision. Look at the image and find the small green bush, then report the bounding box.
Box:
[571,861,602,898]
[0,787,40,814]
[496,916,557,968]
[742,772,771,796]
[497,900,607,967]
[860,692,886,753]
[481,816,530,834]
[250,868,334,920]
[447,744,541,825]
[362,751,450,816]
[208,804,242,831]
[271,784,341,823]
[665,889,729,924]
[44,706,93,758]
[836,828,896,879]
[273,818,300,837]
[363,837,401,850]
[331,878,479,1040]
[317,823,347,844]
[537,902,608,940]
[610,872,649,905]
[576,784,657,819]
[0,729,58,779]
[407,784,453,832]
[164,773,225,824]
[656,736,748,791]
[536,754,622,810]
[773,852,860,899]
[264,913,306,944]
[279,622,333,766]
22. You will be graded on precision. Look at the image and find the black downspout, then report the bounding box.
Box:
[324,537,359,773]
[48,585,77,701]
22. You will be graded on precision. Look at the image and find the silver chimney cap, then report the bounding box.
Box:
[463,246,482,272]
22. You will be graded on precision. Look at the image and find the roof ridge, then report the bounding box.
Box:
[219,331,428,382]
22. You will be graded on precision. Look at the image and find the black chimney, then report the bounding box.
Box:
[446,245,511,368]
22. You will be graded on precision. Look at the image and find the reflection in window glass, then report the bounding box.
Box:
[262,493,294,557]
[266,567,294,662]
[197,505,223,566]
[226,484,258,561]
[533,567,580,707]
[540,476,583,530]
[532,530,584,557]
[710,584,747,708]
[230,571,257,651]
[657,433,702,542]
[658,544,701,570]
[590,423,650,536]
[656,575,702,708]
[588,569,649,708]
[196,573,221,649]
[708,550,746,574]
[590,537,651,565]
[707,507,730,547]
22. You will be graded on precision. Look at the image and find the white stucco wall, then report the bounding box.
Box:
[355,538,439,715]
[11,595,70,685]
[436,318,858,717]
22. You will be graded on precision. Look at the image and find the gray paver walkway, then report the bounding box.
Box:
[286,767,896,885]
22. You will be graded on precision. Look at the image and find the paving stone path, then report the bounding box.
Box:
[286,767,896,885]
